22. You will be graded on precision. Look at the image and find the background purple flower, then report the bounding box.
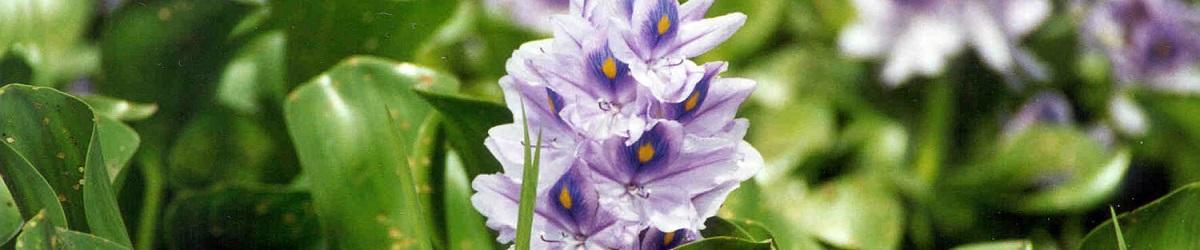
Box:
[1083,0,1200,91]
[839,0,1051,85]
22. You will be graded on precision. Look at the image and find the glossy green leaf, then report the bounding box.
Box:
[162,186,321,249]
[950,240,1032,250]
[949,125,1129,214]
[99,0,253,137]
[1079,183,1200,249]
[216,31,287,115]
[414,89,511,178]
[0,0,92,86]
[0,140,66,232]
[285,57,458,249]
[700,217,777,249]
[271,0,460,85]
[701,217,756,241]
[0,177,22,243]
[0,49,33,85]
[0,84,130,246]
[95,117,139,186]
[673,236,774,250]
[14,211,130,250]
[443,151,496,249]
[801,174,903,250]
[78,96,158,122]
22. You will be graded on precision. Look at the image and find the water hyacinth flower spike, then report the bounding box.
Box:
[473,0,764,248]
[1083,0,1200,91]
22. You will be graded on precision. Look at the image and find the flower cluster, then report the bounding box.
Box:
[1082,0,1200,91]
[470,0,763,248]
[839,0,1052,86]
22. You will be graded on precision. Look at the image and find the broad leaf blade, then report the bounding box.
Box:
[443,151,497,249]
[0,84,130,245]
[414,89,511,178]
[271,0,460,85]
[15,211,130,250]
[285,57,457,249]
[0,142,66,232]
[95,117,139,186]
[0,177,22,243]
[1079,183,1200,249]
[673,236,774,250]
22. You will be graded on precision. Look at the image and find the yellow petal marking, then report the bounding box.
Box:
[657,15,671,35]
[662,231,676,245]
[637,143,656,163]
[683,90,700,112]
[558,185,573,209]
[602,57,618,80]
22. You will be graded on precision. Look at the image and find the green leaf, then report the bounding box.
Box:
[14,211,130,250]
[216,31,287,115]
[950,240,1032,250]
[95,117,139,186]
[0,0,92,86]
[800,174,903,250]
[0,139,66,234]
[162,186,321,249]
[271,0,460,85]
[285,57,458,249]
[949,125,1129,214]
[0,49,33,85]
[1079,183,1200,249]
[78,96,158,122]
[514,108,542,250]
[700,217,778,249]
[99,0,253,138]
[414,89,511,178]
[701,217,756,241]
[443,151,497,249]
[0,176,22,243]
[673,236,774,250]
[0,84,131,246]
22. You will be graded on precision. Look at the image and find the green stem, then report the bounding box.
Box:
[915,78,952,185]
[135,147,165,250]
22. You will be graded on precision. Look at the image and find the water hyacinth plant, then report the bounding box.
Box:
[6,0,1200,249]
[472,0,762,248]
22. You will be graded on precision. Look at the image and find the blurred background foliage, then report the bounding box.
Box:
[1,0,1200,249]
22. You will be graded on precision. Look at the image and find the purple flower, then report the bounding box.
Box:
[584,121,759,231]
[637,228,699,250]
[472,165,640,249]
[608,0,747,102]
[1003,92,1074,137]
[1083,0,1200,91]
[474,0,762,247]
[839,0,1051,85]
[648,62,756,136]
